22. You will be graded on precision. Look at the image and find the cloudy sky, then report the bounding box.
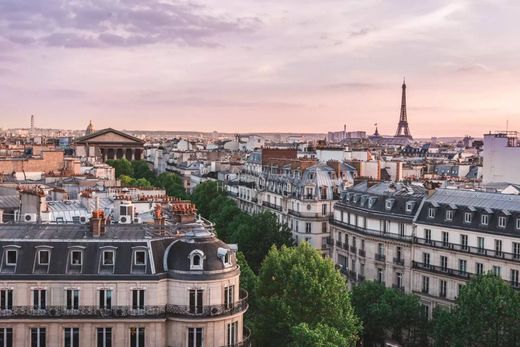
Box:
[0,0,519,136]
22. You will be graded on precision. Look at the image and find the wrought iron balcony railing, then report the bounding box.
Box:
[220,327,252,347]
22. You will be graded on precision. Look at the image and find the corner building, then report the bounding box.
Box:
[0,222,249,347]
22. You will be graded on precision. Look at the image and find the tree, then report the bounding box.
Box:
[289,323,349,347]
[131,160,156,183]
[254,243,361,346]
[191,181,227,217]
[156,173,188,199]
[351,281,427,346]
[106,159,134,178]
[230,212,294,272]
[431,274,520,347]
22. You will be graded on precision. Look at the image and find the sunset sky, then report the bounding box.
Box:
[0,0,519,136]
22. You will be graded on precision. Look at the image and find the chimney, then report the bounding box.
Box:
[171,201,197,224]
[153,204,166,235]
[90,210,106,237]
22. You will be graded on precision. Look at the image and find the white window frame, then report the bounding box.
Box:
[64,327,80,347]
[97,328,112,347]
[38,250,50,265]
[70,250,82,266]
[498,216,507,228]
[134,250,146,266]
[102,251,115,266]
[445,210,453,221]
[5,250,17,266]
[428,208,435,218]
[481,214,489,226]
[464,212,472,223]
[189,250,204,270]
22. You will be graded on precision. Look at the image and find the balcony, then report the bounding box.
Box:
[220,327,252,347]
[321,244,330,251]
[342,243,349,250]
[329,219,412,242]
[393,257,404,266]
[375,253,386,262]
[326,237,334,246]
[335,240,342,247]
[358,249,366,257]
[288,209,332,220]
[262,201,282,211]
[339,267,349,276]
[0,290,248,320]
[414,237,520,263]
[412,261,474,280]
[350,246,357,253]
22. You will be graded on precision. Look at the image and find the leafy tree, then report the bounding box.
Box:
[289,323,349,347]
[351,281,427,346]
[134,178,152,188]
[255,243,361,346]
[431,274,520,347]
[230,211,294,272]
[191,181,227,217]
[156,172,188,199]
[131,160,156,183]
[120,175,135,186]
[106,158,134,178]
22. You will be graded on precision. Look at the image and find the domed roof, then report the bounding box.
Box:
[164,231,237,274]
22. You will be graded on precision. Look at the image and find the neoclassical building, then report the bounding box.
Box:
[0,210,249,346]
[74,128,145,162]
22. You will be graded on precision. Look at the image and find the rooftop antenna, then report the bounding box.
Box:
[506,119,509,132]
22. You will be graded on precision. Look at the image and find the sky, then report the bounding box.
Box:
[0,0,520,137]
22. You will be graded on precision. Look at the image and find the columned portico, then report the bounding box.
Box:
[74,128,145,163]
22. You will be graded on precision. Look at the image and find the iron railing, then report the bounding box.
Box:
[220,327,252,347]
[330,220,413,242]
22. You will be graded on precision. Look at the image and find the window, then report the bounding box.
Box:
[103,251,114,266]
[498,216,507,228]
[422,276,429,293]
[64,328,79,347]
[227,321,238,346]
[422,253,430,266]
[424,229,431,243]
[71,251,82,266]
[439,280,447,298]
[321,222,327,234]
[132,289,145,310]
[0,290,12,310]
[189,250,204,270]
[305,223,312,234]
[396,272,403,288]
[33,289,46,310]
[458,259,467,274]
[477,237,485,253]
[464,212,472,223]
[495,239,503,257]
[460,234,468,250]
[405,201,414,213]
[322,204,327,215]
[188,327,203,347]
[428,208,436,218]
[511,269,520,287]
[189,289,203,314]
[38,250,50,265]
[476,262,484,275]
[31,328,46,347]
[442,232,449,247]
[99,289,112,309]
[130,327,145,347]
[0,328,12,347]
[457,284,463,297]
[385,200,393,210]
[514,242,520,259]
[399,223,405,237]
[97,328,112,347]
[517,218,520,230]
[377,268,384,283]
[440,256,448,271]
[493,266,501,277]
[445,210,453,221]
[481,214,489,226]
[377,243,384,256]
[66,289,79,310]
[396,246,402,261]
[5,251,16,266]
[134,251,146,266]
[224,285,235,310]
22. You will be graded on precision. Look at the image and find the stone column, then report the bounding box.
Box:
[131,148,135,160]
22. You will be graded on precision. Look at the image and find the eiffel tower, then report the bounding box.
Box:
[394,78,413,139]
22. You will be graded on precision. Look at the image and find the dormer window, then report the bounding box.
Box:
[189,250,205,270]
[368,197,377,208]
[481,214,489,226]
[5,250,16,266]
[134,251,146,266]
[71,251,82,266]
[103,251,115,266]
[445,210,453,221]
[464,212,472,224]
[428,208,436,218]
[353,195,359,203]
[516,218,520,230]
[405,201,415,213]
[38,250,50,265]
[498,216,507,228]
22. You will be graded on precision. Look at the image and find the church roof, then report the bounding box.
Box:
[74,128,145,144]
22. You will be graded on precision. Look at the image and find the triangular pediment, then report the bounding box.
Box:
[74,128,144,144]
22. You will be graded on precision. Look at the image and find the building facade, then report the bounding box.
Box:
[0,216,249,346]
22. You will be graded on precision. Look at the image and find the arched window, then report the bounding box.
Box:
[189,250,205,270]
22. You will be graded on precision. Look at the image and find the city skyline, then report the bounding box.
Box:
[1,0,520,136]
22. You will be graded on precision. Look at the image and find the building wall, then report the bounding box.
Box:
[0,151,65,174]
[482,133,520,184]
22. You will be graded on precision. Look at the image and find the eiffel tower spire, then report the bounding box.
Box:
[395,78,413,139]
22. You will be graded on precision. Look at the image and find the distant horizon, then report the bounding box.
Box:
[1,1,519,137]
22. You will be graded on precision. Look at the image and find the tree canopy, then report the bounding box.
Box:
[255,243,361,347]
[431,273,520,347]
